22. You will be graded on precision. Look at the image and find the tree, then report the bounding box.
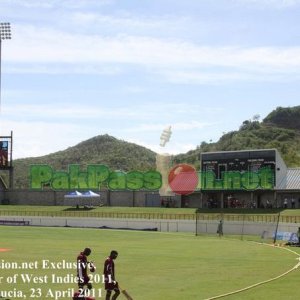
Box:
[252,114,260,122]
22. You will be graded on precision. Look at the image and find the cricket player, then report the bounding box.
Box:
[77,247,94,290]
[103,250,120,300]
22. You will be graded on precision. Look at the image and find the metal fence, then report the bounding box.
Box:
[196,213,300,223]
[0,210,195,220]
[0,210,299,223]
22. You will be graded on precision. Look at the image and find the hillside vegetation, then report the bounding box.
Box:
[11,135,156,188]
[6,105,300,188]
[174,105,300,168]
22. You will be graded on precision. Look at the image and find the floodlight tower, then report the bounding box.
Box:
[0,22,11,110]
[0,23,12,190]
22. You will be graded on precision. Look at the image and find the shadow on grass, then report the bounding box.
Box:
[63,207,95,211]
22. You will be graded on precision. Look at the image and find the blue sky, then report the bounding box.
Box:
[0,0,300,159]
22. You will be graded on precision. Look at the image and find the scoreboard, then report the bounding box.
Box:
[201,150,276,179]
[0,135,12,169]
[0,133,13,189]
[0,141,9,167]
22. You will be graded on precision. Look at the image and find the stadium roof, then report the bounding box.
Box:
[277,168,300,190]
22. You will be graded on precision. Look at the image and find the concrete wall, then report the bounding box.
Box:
[0,215,195,232]
[1,189,299,209]
[0,189,161,207]
[109,191,135,206]
[0,215,298,236]
[275,149,288,188]
[3,190,64,205]
[0,189,185,207]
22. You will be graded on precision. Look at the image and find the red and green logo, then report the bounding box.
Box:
[168,163,198,195]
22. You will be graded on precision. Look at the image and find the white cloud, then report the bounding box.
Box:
[1,0,114,9]
[0,99,218,158]
[163,70,250,85]
[2,103,142,120]
[233,0,300,8]
[0,120,84,158]
[122,85,146,94]
[70,12,178,31]
[5,24,300,84]
[2,25,293,67]
[173,121,213,130]
[2,101,206,123]
[122,121,214,133]
[1,116,203,158]
[6,64,122,75]
[126,138,197,155]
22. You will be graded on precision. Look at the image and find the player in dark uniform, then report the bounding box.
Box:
[103,250,120,300]
[77,248,95,290]
[73,247,95,300]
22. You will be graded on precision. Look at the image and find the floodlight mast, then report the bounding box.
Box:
[0,22,11,111]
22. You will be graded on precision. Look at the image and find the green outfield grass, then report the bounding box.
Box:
[0,205,196,214]
[1,205,300,215]
[0,226,300,300]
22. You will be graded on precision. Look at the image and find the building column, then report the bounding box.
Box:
[132,191,135,207]
[220,192,224,208]
[9,167,14,189]
[274,191,277,208]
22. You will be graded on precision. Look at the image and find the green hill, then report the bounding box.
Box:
[5,106,300,189]
[11,134,157,188]
[263,105,300,130]
[173,105,300,168]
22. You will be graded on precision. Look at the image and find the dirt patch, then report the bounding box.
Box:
[0,248,11,252]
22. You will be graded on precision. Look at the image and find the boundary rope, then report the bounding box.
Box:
[203,243,300,300]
